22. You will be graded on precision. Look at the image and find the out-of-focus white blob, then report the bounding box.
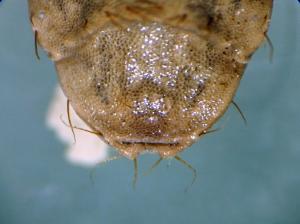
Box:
[46,86,109,167]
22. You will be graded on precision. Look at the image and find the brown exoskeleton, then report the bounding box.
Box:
[28,0,273,183]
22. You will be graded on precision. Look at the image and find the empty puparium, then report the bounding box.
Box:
[28,0,273,159]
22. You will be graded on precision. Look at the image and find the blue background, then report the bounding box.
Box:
[0,1,300,224]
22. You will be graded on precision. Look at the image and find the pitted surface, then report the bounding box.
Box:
[29,0,273,158]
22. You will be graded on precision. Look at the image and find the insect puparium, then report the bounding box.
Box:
[28,0,273,171]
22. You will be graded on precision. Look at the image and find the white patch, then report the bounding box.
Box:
[46,86,109,167]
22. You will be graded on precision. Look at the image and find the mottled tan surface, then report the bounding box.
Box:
[29,0,273,159]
